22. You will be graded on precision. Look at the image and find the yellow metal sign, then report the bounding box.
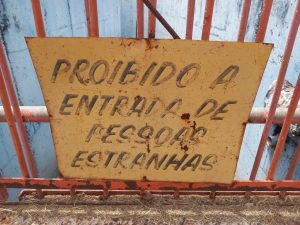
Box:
[27,38,272,183]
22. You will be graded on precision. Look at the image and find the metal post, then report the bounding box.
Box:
[255,0,273,42]
[85,0,99,37]
[238,0,252,41]
[137,0,145,38]
[31,0,46,37]
[186,0,196,40]
[201,0,215,40]
[147,0,157,38]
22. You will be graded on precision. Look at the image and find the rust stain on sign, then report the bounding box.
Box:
[27,38,272,183]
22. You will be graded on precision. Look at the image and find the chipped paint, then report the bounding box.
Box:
[27,37,271,183]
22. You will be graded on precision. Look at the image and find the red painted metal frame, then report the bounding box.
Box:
[267,75,300,179]
[29,0,48,199]
[18,189,300,198]
[201,0,215,40]
[286,142,300,180]
[1,178,300,192]
[0,0,300,202]
[186,0,196,40]
[85,0,99,37]
[0,43,38,178]
[250,0,300,180]
[29,1,61,199]
[0,0,46,199]
[31,0,46,37]
[0,68,29,178]
[255,0,273,43]
[238,0,252,41]
[147,0,157,38]
[137,0,144,38]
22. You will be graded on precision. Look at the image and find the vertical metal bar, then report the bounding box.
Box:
[286,142,300,180]
[255,0,273,42]
[186,0,196,40]
[30,0,47,197]
[201,0,215,40]
[237,0,253,198]
[85,0,99,37]
[0,43,38,178]
[143,0,180,39]
[267,75,300,179]
[0,68,29,178]
[31,0,46,37]
[250,0,300,180]
[0,172,8,203]
[137,0,144,38]
[0,187,8,202]
[238,0,252,42]
[147,0,157,38]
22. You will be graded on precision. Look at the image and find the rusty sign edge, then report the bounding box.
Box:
[26,38,272,184]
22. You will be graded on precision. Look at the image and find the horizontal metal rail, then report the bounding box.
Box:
[0,106,299,124]
[1,178,300,192]
[18,189,300,198]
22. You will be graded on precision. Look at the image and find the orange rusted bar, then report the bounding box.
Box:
[143,0,180,39]
[0,68,29,178]
[238,0,252,41]
[30,0,47,198]
[186,0,196,39]
[85,0,99,37]
[201,0,215,40]
[0,42,38,178]
[250,0,300,180]
[137,0,144,38]
[147,0,157,38]
[255,0,273,42]
[267,75,300,179]
[1,178,300,192]
[286,142,300,180]
[31,0,46,37]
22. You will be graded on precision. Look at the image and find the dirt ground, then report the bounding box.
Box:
[1,194,300,224]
